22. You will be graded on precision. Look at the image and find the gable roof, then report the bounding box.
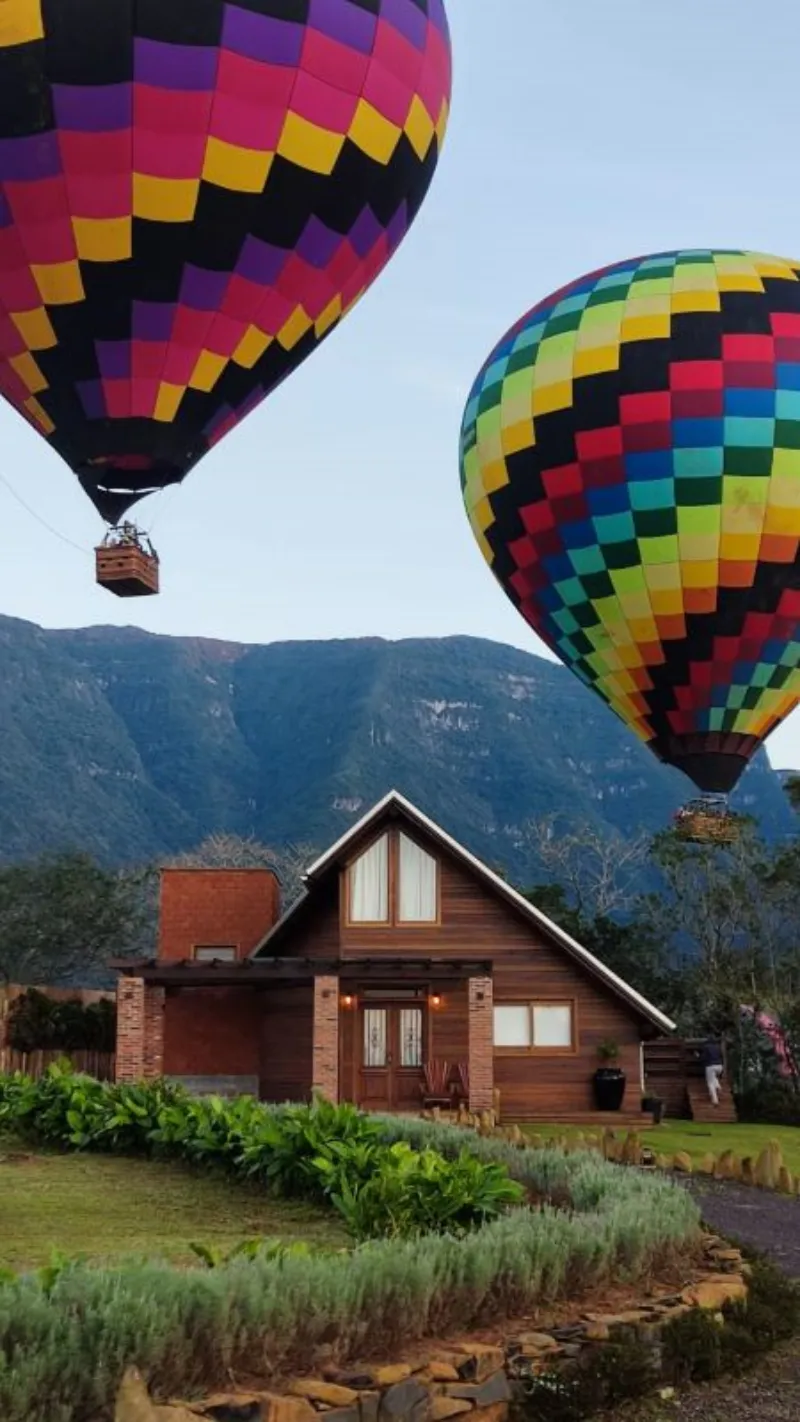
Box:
[254,789,675,1034]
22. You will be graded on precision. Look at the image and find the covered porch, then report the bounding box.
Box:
[114,956,495,1114]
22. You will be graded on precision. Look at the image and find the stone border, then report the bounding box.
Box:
[116,1239,748,1422]
[432,1109,800,1197]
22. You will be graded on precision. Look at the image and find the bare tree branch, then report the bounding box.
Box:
[519,815,650,919]
[168,834,317,910]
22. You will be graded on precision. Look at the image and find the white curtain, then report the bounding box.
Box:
[398,833,437,921]
[349,834,389,921]
[493,1004,531,1047]
[532,1005,572,1048]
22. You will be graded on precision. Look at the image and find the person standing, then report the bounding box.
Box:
[700,1039,724,1106]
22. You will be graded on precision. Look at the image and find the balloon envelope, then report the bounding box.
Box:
[0,0,451,522]
[460,250,800,795]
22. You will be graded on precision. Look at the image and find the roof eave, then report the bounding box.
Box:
[254,789,674,1034]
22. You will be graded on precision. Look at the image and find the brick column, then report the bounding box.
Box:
[143,986,166,1080]
[312,975,339,1101]
[116,978,165,1083]
[116,976,145,1083]
[468,976,494,1113]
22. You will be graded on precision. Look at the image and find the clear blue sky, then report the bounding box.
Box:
[3,0,800,766]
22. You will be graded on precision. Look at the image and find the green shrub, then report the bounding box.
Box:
[0,1201,694,1422]
[6,990,116,1053]
[0,1069,524,1240]
[515,1335,660,1422]
[330,1141,524,1239]
[515,1253,800,1421]
[736,1081,800,1126]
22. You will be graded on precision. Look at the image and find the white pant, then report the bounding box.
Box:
[706,1064,723,1104]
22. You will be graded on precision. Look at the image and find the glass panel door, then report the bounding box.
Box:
[399,1007,423,1067]
[363,1008,388,1068]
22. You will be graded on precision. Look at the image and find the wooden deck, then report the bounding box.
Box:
[687,1081,738,1124]
[644,1038,739,1123]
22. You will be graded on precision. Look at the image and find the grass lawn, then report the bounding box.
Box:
[0,1133,348,1271]
[520,1120,800,1176]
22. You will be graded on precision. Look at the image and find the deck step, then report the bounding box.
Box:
[517,1112,652,1128]
[686,1082,738,1123]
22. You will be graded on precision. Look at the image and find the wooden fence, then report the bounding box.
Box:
[0,1048,115,1081]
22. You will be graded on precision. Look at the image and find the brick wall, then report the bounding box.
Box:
[143,986,165,1078]
[468,976,494,1112]
[312,975,339,1101]
[162,987,263,1077]
[158,868,280,962]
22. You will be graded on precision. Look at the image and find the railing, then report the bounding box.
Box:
[0,1048,115,1080]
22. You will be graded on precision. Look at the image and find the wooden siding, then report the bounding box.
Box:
[272,816,656,1119]
[260,985,314,1103]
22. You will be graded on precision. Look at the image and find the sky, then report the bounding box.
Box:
[3,0,800,765]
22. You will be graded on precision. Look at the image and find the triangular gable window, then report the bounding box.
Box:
[398,832,438,922]
[348,833,389,922]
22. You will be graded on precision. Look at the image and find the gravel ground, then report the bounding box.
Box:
[687,1177,800,1277]
[606,1341,800,1421]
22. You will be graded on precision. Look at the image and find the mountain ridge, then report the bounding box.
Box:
[0,615,794,879]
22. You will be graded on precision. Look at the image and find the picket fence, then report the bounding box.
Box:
[0,1048,115,1080]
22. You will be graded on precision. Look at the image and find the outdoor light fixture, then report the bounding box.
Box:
[430,993,442,1009]
[342,994,355,1008]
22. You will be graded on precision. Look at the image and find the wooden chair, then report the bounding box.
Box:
[451,1060,469,1108]
[420,1059,451,1109]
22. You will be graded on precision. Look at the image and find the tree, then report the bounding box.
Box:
[169,833,317,910]
[519,815,651,919]
[636,825,800,1035]
[522,881,673,1007]
[784,775,800,813]
[0,852,151,987]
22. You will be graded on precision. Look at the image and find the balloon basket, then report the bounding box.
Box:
[95,543,159,597]
[673,800,739,846]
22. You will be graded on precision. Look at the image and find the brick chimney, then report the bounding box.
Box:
[157,868,280,963]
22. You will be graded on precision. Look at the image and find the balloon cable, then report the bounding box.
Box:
[0,470,90,556]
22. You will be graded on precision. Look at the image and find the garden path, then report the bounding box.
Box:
[685,1176,800,1278]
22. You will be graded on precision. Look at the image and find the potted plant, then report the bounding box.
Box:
[642,1093,665,1125]
[593,1040,626,1111]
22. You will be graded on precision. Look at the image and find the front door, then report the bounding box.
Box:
[358,1002,424,1111]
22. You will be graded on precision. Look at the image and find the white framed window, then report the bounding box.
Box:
[532,1004,573,1048]
[494,1004,532,1047]
[493,1002,574,1052]
[397,832,438,922]
[348,834,389,922]
[193,945,237,962]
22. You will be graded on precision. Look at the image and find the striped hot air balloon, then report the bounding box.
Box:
[460,250,800,815]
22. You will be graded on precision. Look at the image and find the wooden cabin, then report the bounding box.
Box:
[115,792,674,1122]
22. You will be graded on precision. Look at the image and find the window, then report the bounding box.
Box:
[493,1002,574,1052]
[348,833,389,922]
[345,829,439,926]
[193,945,237,962]
[398,832,438,922]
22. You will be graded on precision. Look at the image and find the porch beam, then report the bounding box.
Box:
[112,957,493,988]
